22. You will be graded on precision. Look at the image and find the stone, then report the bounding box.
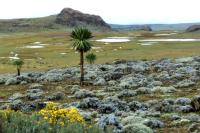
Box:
[175,97,191,105]
[93,77,107,86]
[5,78,18,85]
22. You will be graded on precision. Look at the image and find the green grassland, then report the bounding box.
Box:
[0,30,200,74]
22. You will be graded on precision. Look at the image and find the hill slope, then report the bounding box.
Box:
[0,8,110,32]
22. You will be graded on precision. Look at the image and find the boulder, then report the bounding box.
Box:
[175,97,191,106]
[5,78,18,85]
[93,77,107,86]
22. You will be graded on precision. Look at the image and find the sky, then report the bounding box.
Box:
[0,0,200,24]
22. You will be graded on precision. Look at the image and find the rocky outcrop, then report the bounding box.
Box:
[56,8,111,29]
[186,25,200,32]
[138,25,152,31]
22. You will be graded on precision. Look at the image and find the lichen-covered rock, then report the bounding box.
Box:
[175,97,191,106]
[5,78,18,85]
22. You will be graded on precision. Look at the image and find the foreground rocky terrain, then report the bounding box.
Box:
[1,56,200,132]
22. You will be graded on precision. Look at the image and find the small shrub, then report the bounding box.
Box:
[124,123,153,133]
[39,102,85,125]
[86,53,97,64]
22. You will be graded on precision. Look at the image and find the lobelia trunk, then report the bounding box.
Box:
[17,68,20,76]
[80,51,84,86]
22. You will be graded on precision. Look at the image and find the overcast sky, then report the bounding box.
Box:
[0,0,200,24]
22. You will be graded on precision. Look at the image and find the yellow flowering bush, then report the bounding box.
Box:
[39,102,85,126]
[0,109,15,120]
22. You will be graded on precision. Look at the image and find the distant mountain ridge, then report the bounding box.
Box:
[110,23,200,31]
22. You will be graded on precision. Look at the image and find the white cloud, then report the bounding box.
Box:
[0,0,200,24]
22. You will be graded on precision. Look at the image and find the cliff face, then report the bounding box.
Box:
[56,8,111,29]
[186,25,200,32]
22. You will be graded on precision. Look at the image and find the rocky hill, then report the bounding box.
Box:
[186,25,200,32]
[56,8,110,28]
[0,8,110,32]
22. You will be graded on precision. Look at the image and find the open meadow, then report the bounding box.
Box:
[0,30,200,74]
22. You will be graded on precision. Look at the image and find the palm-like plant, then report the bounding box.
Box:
[86,53,97,64]
[12,59,24,76]
[71,27,93,86]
